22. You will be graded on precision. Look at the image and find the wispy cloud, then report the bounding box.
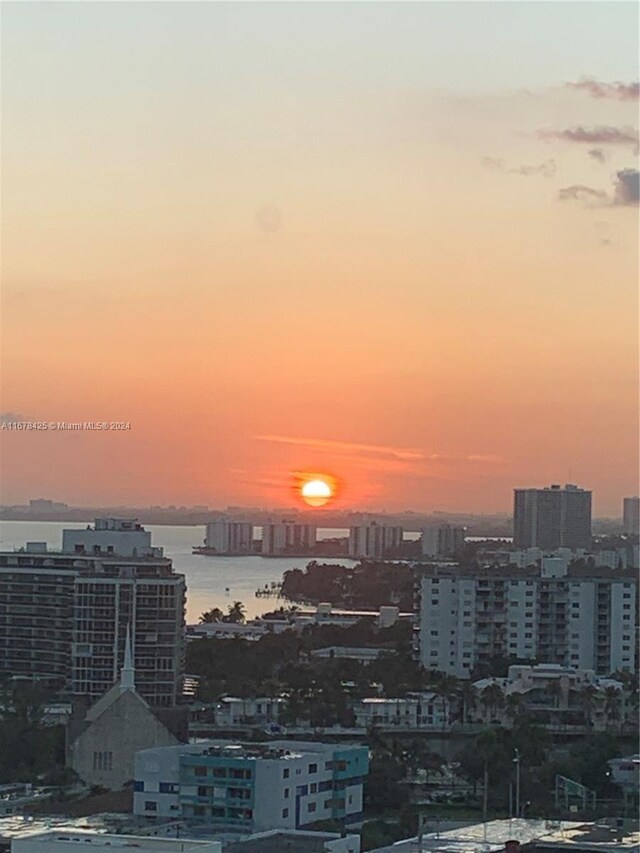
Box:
[0,412,26,424]
[538,126,638,149]
[256,434,425,461]
[588,148,606,164]
[557,169,639,208]
[566,78,640,102]
[482,157,556,178]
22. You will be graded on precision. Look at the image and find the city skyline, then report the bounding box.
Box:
[2,2,638,515]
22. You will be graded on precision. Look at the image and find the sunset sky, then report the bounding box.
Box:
[1,2,638,515]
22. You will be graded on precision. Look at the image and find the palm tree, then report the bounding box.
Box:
[199,607,224,624]
[578,684,597,728]
[481,682,505,721]
[225,601,247,624]
[457,681,478,725]
[547,679,564,709]
[432,675,459,730]
[504,691,525,725]
[603,686,621,729]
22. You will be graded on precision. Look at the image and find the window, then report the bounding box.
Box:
[197,786,208,797]
[308,802,317,813]
[310,783,317,793]
[308,763,318,773]
[212,767,226,778]
[283,768,290,779]
[284,788,289,799]
[194,766,207,777]
[159,782,177,794]
[282,808,289,818]
[145,801,157,812]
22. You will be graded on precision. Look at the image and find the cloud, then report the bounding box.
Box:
[566,78,640,102]
[0,412,25,424]
[255,205,283,234]
[613,169,640,206]
[482,156,556,177]
[539,126,638,149]
[557,169,639,208]
[588,148,606,164]
[256,434,425,461]
[557,185,609,207]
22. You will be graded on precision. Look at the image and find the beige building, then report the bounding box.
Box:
[68,628,182,789]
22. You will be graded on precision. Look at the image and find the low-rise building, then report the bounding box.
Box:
[354,693,448,730]
[471,664,629,730]
[608,755,640,795]
[214,697,285,728]
[309,647,389,663]
[11,833,221,852]
[134,740,368,833]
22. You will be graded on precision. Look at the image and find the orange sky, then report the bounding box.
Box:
[1,3,638,516]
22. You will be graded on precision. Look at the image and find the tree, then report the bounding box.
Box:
[431,674,459,730]
[481,682,505,720]
[199,607,224,624]
[457,681,478,724]
[225,601,247,624]
[603,686,621,730]
[504,692,526,724]
[578,685,597,728]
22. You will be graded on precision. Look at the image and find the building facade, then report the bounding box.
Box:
[353,693,448,730]
[261,523,317,556]
[0,522,185,706]
[134,741,368,833]
[623,497,640,536]
[62,518,162,557]
[205,520,254,554]
[12,834,221,853]
[348,523,403,559]
[513,485,592,550]
[414,563,636,678]
[421,524,465,559]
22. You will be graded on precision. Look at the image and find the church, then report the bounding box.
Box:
[67,627,187,790]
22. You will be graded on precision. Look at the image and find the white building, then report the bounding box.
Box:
[348,523,403,559]
[415,563,637,677]
[608,755,640,793]
[472,664,628,729]
[309,646,389,663]
[204,519,254,554]
[421,525,465,559]
[134,740,368,832]
[214,697,285,727]
[261,522,317,555]
[623,497,640,536]
[354,693,448,730]
[62,518,163,557]
[11,834,221,852]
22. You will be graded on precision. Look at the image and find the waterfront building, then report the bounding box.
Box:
[0,521,185,706]
[204,519,254,554]
[353,693,448,730]
[421,524,465,559]
[261,522,317,555]
[513,484,592,550]
[62,517,162,557]
[623,497,640,536]
[348,523,403,559]
[134,740,368,832]
[414,561,636,678]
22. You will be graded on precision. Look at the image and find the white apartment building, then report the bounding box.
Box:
[354,693,448,730]
[204,520,254,554]
[11,833,221,852]
[348,523,403,559]
[62,518,162,557]
[261,522,317,555]
[415,563,637,678]
[134,740,368,833]
[214,697,285,727]
[421,524,465,559]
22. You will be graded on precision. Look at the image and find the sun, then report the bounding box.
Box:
[300,478,334,508]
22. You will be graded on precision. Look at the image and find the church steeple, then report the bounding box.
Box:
[120,624,135,692]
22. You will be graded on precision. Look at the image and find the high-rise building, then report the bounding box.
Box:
[414,562,636,678]
[0,521,185,706]
[348,523,403,559]
[623,497,640,536]
[513,484,592,550]
[421,524,465,559]
[261,522,316,555]
[204,519,254,554]
[134,740,368,832]
[62,517,161,557]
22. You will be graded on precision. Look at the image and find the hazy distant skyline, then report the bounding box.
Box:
[1,2,638,515]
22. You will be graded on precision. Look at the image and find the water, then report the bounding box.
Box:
[0,521,356,624]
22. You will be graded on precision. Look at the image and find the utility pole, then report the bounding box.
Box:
[513,749,521,819]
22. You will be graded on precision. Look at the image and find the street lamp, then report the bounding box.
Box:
[513,749,521,818]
